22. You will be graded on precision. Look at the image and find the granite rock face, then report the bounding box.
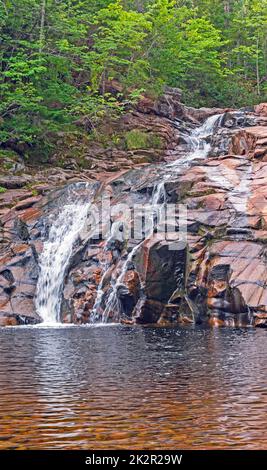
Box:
[0,96,267,327]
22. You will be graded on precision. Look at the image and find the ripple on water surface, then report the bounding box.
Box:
[0,325,266,449]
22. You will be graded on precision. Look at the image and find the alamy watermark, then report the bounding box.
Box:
[75,157,259,252]
[79,191,188,251]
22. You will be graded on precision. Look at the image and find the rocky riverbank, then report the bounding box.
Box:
[0,91,267,327]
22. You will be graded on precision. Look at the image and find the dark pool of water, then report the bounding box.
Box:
[0,324,266,449]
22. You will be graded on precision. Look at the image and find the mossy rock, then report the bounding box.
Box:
[124,130,163,150]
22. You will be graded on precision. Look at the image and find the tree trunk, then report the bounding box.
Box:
[39,0,46,55]
[256,36,260,96]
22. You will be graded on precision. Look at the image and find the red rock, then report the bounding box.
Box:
[136,95,155,114]
[0,292,10,309]
[230,126,267,159]
[0,315,18,326]
[14,195,41,211]
[9,297,35,317]
[123,270,140,300]
[0,298,13,312]
[10,244,29,255]
[19,207,42,223]
[255,103,267,116]
[30,240,43,255]
[255,318,267,328]
[134,299,165,324]
[1,101,267,328]
[254,312,267,319]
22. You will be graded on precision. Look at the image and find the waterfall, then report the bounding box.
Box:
[35,114,225,325]
[90,222,123,322]
[90,183,167,323]
[170,113,224,166]
[152,181,167,205]
[35,184,93,324]
[190,113,223,154]
[90,112,225,323]
[96,244,141,323]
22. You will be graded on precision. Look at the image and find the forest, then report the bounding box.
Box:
[0,0,267,159]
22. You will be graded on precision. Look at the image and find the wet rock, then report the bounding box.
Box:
[0,97,266,327]
[220,111,253,128]
[0,176,31,189]
[14,196,42,211]
[130,236,188,323]
[134,299,165,324]
[134,236,188,303]
[14,218,30,241]
[117,270,141,317]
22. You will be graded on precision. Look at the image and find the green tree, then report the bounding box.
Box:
[88,1,152,92]
[0,0,266,161]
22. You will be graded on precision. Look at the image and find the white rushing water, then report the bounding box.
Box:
[36,114,225,324]
[170,113,224,167]
[153,113,224,219]
[98,244,141,323]
[36,189,92,324]
[91,113,225,323]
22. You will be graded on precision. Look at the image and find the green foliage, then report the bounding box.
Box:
[0,0,266,160]
[89,2,152,91]
[0,187,7,194]
[125,130,163,149]
[0,149,18,159]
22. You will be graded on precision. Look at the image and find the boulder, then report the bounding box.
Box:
[255,102,267,117]
[130,236,188,323]
[230,126,267,160]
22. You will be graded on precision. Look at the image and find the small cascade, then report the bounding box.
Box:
[92,179,170,323]
[35,113,226,325]
[95,244,140,323]
[150,181,167,236]
[35,184,94,324]
[90,263,109,323]
[171,113,224,166]
[248,307,254,327]
[90,112,226,323]
[90,222,123,322]
[152,181,167,205]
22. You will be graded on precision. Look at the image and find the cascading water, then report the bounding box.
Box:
[152,181,167,205]
[90,221,125,322]
[170,113,224,167]
[35,114,225,325]
[91,113,225,323]
[35,184,94,324]
[98,244,141,323]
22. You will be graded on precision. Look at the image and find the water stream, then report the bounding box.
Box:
[90,113,225,322]
[35,114,225,324]
[35,184,94,324]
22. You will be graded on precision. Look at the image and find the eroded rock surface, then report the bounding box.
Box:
[1,95,267,327]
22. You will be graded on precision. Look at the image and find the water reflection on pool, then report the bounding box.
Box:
[0,325,266,449]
